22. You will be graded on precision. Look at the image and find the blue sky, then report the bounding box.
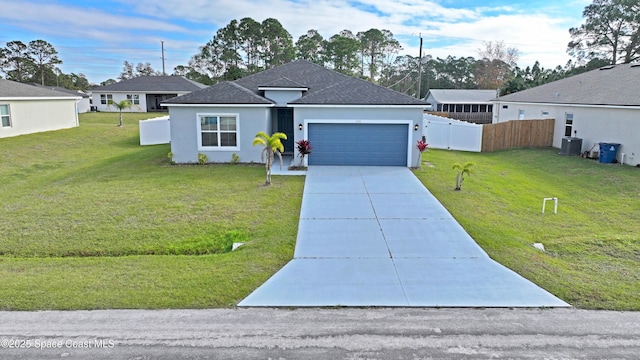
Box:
[0,0,590,84]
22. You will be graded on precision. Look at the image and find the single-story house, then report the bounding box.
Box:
[493,63,640,166]
[163,59,427,166]
[31,84,91,113]
[424,89,496,123]
[0,79,80,138]
[92,75,207,113]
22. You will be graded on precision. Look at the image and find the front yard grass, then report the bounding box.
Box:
[414,148,640,310]
[2,113,638,311]
[0,113,304,309]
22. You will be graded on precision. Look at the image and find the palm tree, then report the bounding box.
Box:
[452,162,475,190]
[109,100,133,127]
[252,131,287,185]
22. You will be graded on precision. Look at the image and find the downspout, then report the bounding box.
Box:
[74,99,80,127]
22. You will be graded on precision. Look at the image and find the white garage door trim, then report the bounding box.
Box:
[302,119,414,167]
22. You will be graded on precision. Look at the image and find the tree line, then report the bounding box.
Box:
[1,0,635,96]
[168,17,523,96]
[169,0,639,97]
[0,39,90,91]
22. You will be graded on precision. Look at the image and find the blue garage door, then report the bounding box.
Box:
[308,123,408,166]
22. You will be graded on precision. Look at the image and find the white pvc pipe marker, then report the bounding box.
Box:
[542,197,558,214]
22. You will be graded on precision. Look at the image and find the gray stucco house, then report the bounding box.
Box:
[164,60,427,166]
[92,76,206,113]
[493,63,640,165]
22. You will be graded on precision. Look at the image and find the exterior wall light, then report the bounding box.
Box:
[298,123,303,131]
[414,124,419,131]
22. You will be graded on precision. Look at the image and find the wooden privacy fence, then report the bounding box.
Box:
[482,119,555,152]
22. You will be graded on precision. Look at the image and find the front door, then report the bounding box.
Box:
[276,108,295,154]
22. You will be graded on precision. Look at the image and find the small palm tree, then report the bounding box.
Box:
[452,162,475,191]
[252,131,287,185]
[109,100,133,127]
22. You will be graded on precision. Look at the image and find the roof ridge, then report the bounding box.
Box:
[227,81,275,103]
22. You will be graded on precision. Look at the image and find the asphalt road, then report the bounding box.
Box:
[1,308,639,359]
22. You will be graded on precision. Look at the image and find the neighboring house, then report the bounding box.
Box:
[424,89,496,124]
[31,84,91,113]
[164,60,427,166]
[91,76,207,113]
[493,63,640,166]
[0,79,80,138]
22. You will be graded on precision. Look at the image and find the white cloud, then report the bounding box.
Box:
[0,0,589,81]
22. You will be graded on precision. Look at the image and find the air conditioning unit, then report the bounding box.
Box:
[560,137,582,156]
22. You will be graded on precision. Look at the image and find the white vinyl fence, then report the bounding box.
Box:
[423,114,482,152]
[139,116,170,145]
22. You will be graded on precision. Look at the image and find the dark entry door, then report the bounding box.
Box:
[276,108,295,154]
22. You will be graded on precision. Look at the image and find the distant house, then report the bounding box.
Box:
[493,63,640,166]
[164,60,427,166]
[31,84,91,113]
[0,79,80,138]
[91,76,207,113]
[424,89,496,124]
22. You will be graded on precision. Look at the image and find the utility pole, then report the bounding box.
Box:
[417,34,423,99]
[161,41,166,75]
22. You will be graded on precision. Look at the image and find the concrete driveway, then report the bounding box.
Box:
[239,166,569,307]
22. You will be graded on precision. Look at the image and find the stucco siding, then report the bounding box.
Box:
[263,90,303,106]
[0,99,78,138]
[93,92,147,112]
[494,102,640,165]
[93,92,190,112]
[168,106,272,164]
[77,98,91,113]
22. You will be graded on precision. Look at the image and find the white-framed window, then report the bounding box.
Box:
[126,94,140,105]
[100,94,113,105]
[1,104,11,128]
[541,110,549,117]
[564,113,574,137]
[197,114,239,150]
[518,109,525,120]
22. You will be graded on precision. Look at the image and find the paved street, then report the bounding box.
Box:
[1,308,638,359]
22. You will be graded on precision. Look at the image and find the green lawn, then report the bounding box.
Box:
[414,148,640,310]
[1,114,638,310]
[0,113,304,310]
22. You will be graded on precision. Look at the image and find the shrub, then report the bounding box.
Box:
[231,153,240,164]
[197,153,208,165]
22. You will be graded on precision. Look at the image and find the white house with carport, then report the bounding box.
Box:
[492,63,640,166]
[424,89,496,123]
[0,79,80,138]
[163,60,427,167]
[92,75,207,113]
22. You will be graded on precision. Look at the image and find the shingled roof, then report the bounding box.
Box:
[92,75,207,92]
[0,79,80,98]
[31,84,90,98]
[165,60,426,106]
[497,63,640,106]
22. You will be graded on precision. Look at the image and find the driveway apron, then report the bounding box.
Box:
[239,166,569,307]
